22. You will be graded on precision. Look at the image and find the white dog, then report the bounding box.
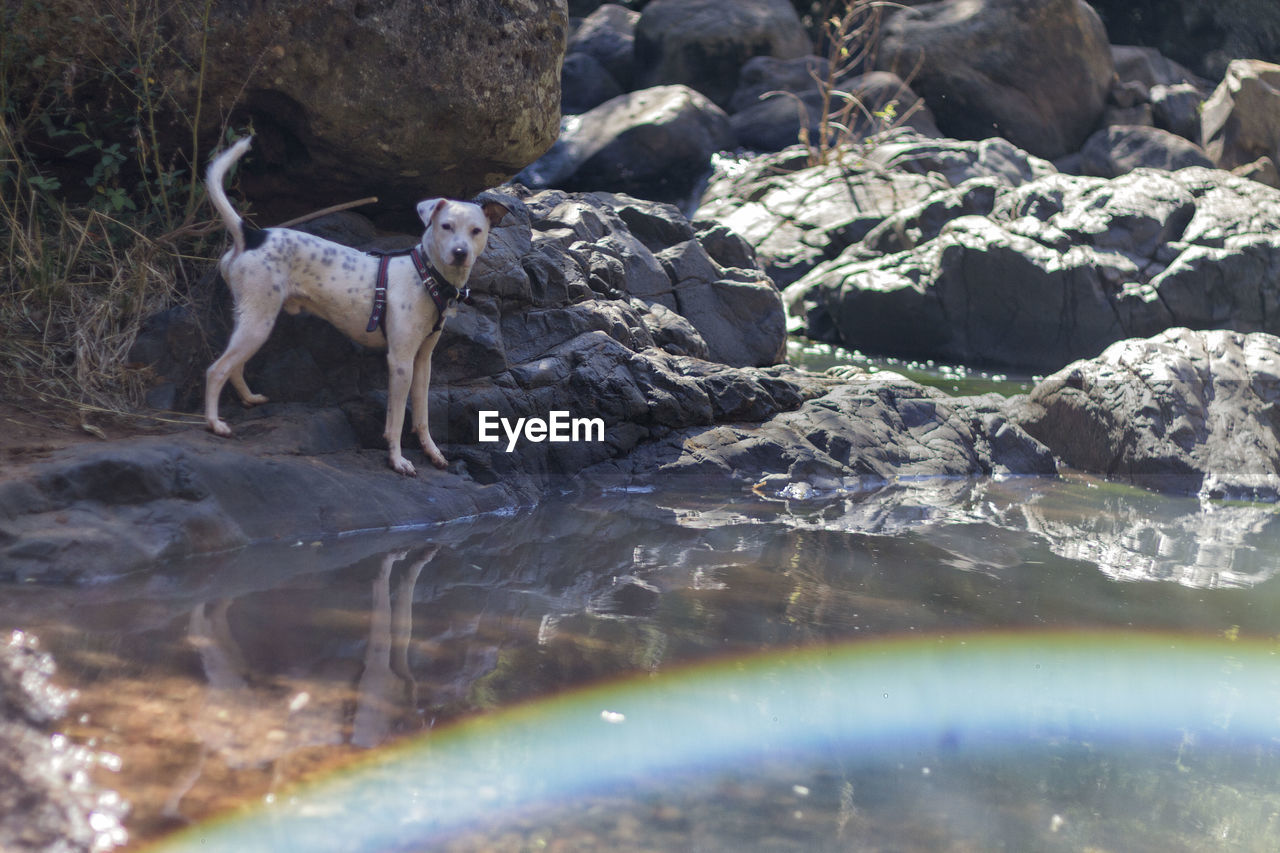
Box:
[203,136,507,475]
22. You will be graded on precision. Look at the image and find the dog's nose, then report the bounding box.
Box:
[450,246,469,265]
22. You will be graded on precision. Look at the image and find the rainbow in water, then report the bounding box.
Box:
[148,630,1280,852]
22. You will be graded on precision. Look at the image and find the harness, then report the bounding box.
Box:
[365,246,472,335]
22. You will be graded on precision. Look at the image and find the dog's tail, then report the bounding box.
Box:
[206,136,253,256]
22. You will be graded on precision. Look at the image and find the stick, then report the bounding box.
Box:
[275,196,379,228]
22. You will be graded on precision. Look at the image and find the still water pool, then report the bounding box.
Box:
[6,472,1280,851]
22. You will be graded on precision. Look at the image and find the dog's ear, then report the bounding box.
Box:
[480,200,509,228]
[417,199,445,227]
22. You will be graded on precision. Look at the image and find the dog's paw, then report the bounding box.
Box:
[242,393,268,407]
[209,419,233,437]
[389,455,418,477]
[428,452,447,470]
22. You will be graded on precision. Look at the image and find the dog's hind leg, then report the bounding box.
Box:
[229,362,269,407]
[205,314,277,437]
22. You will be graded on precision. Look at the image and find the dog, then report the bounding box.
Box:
[203,136,507,476]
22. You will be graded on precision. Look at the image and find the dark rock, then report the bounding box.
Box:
[1151,83,1208,143]
[569,3,641,90]
[519,85,735,204]
[730,69,938,153]
[876,0,1113,159]
[1091,0,1280,79]
[1012,328,1280,500]
[633,0,812,108]
[728,55,832,114]
[586,372,1056,493]
[562,53,626,116]
[1202,59,1280,172]
[1079,125,1214,178]
[1111,45,1210,90]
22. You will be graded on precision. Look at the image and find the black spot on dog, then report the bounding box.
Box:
[244,227,269,251]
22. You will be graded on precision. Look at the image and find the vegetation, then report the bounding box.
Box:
[0,0,244,422]
[784,0,923,167]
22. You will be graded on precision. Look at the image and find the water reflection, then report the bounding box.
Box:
[4,476,1280,846]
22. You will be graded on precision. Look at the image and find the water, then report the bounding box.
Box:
[786,338,1038,397]
[7,472,1280,851]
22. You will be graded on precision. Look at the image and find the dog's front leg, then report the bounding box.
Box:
[409,333,447,470]
[384,348,418,477]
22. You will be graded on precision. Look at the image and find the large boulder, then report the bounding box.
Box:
[876,0,1113,159]
[181,0,568,218]
[519,85,735,204]
[1091,0,1280,79]
[1201,59,1280,172]
[785,163,1280,372]
[1011,328,1280,500]
[633,0,812,109]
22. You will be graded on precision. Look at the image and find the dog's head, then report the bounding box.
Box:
[417,197,508,285]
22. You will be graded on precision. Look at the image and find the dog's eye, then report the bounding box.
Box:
[471,227,482,237]
[440,222,453,231]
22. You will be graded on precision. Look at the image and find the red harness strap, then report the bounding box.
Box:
[365,247,466,335]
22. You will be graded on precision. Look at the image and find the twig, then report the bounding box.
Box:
[275,197,379,228]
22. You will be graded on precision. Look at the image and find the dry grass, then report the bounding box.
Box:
[0,0,237,426]
[0,125,221,423]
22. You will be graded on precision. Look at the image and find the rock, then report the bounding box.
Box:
[728,55,833,115]
[876,0,1113,159]
[1100,103,1154,131]
[561,52,626,115]
[1233,156,1280,190]
[697,130,1055,288]
[569,3,641,90]
[784,162,1280,372]
[1150,83,1207,143]
[730,69,939,153]
[0,632,126,852]
[1111,45,1209,90]
[1079,125,1214,178]
[633,0,812,108]
[519,85,735,204]
[185,0,568,217]
[1012,328,1280,500]
[588,372,1056,492]
[1202,59,1280,172]
[1091,0,1280,79]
